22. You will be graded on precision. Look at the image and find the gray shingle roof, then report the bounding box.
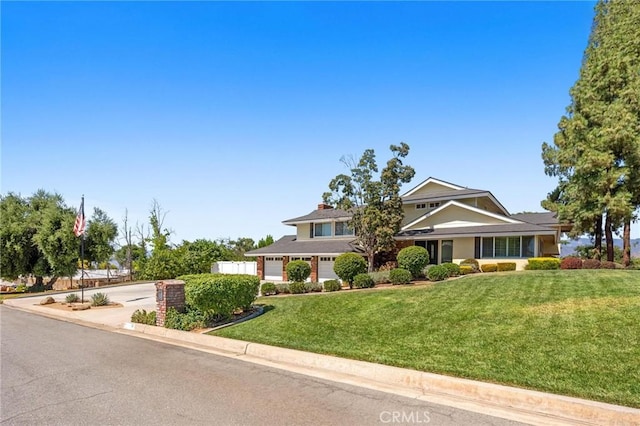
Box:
[245,235,363,256]
[282,208,352,224]
[510,212,559,226]
[396,222,557,239]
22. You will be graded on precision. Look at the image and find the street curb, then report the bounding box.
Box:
[124,322,640,426]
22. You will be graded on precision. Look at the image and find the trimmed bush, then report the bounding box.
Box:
[275,283,290,294]
[427,265,449,281]
[389,268,412,285]
[164,307,207,331]
[323,280,341,292]
[441,262,460,277]
[304,282,323,293]
[369,270,391,284]
[459,265,474,275]
[261,282,277,296]
[131,309,156,325]
[286,260,311,282]
[353,273,375,289]
[65,293,79,303]
[527,257,561,270]
[497,262,517,272]
[90,292,110,306]
[460,258,480,272]
[184,273,260,319]
[334,253,368,288]
[481,263,498,273]
[561,257,583,270]
[601,261,616,269]
[397,246,429,278]
[288,282,307,294]
[583,259,601,269]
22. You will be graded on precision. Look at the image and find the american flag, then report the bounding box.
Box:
[73,197,86,237]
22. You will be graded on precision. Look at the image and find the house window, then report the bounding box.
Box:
[494,237,507,257]
[429,202,440,209]
[335,221,354,236]
[522,236,535,257]
[480,236,535,258]
[320,257,336,262]
[441,240,453,263]
[482,237,494,258]
[314,223,332,237]
[416,203,426,209]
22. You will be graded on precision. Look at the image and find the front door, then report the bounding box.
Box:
[426,241,438,265]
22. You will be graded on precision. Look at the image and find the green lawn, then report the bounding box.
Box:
[212,270,640,407]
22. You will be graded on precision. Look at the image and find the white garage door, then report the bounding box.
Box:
[318,256,339,282]
[265,257,283,281]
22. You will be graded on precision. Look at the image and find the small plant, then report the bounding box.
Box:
[131,309,157,325]
[459,258,480,272]
[583,259,601,269]
[261,282,277,296]
[481,264,498,273]
[389,268,412,285]
[275,283,290,294]
[353,273,375,289]
[459,265,474,275]
[164,307,207,331]
[427,265,449,281]
[90,292,110,306]
[304,282,323,293]
[333,253,368,288]
[561,257,583,270]
[286,260,311,282]
[65,293,80,303]
[497,262,517,272]
[323,280,341,292]
[16,284,27,293]
[441,262,460,277]
[288,282,307,294]
[397,246,429,278]
[527,257,561,270]
[368,270,391,284]
[601,261,616,269]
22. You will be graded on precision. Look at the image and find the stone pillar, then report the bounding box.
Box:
[310,256,319,282]
[155,280,185,327]
[282,256,289,282]
[257,256,265,280]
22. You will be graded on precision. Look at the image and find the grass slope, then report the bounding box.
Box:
[212,270,640,407]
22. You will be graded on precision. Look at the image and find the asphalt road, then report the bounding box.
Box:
[1,307,522,426]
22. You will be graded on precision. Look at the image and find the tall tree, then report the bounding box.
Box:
[85,207,118,278]
[323,143,415,271]
[542,0,640,265]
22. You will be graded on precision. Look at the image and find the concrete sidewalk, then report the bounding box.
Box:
[3,291,639,426]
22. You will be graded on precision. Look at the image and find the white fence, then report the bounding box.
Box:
[211,261,257,276]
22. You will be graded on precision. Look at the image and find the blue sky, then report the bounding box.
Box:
[5,1,635,243]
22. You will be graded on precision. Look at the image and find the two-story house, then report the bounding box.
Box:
[245,177,570,282]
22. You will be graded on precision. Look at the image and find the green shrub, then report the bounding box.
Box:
[368,270,391,284]
[323,280,341,292]
[65,293,79,303]
[460,258,480,272]
[261,282,277,296]
[334,253,368,288]
[601,261,616,269]
[497,262,517,272]
[288,282,307,294]
[427,265,449,281]
[131,309,157,325]
[353,273,375,289]
[304,282,323,293]
[441,262,460,277]
[184,273,259,319]
[397,246,429,278]
[389,268,412,285]
[583,259,601,269]
[90,292,110,306]
[481,264,498,273]
[459,265,474,275]
[527,257,561,270]
[286,260,311,282]
[164,307,207,331]
[16,284,27,293]
[561,257,583,270]
[275,283,290,294]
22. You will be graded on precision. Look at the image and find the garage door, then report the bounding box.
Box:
[264,257,283,281]
[318,256,339,282]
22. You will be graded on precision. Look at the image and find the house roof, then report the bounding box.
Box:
[510,212,572,232]
[402,177,466,196]
[401,188,488,203]
[245,235,363,256]
[396,222,557,240]
[401,200,519,231]
[282,208,352,225]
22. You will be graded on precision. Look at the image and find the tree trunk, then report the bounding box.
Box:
[367,252,375,273]
[35,276,44,287]
[605,214,614,262]
[623,219,631,268]
[44,276,57,290]
[594,215,603,260]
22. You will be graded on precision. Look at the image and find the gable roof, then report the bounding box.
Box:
[282,208,352,225]
[245,235,363,256]
[402,200,519,231]
[402,177,466,197]
[396,222,557,239]
[511,211,572,232]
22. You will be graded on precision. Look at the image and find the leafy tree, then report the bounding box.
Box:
[174,239,234,275]
[542,0,640,266]
[257,234,274,248]
[114,244,146,270]
[85,207,118,276]
[323,143,415,271]
[222,237,256,260]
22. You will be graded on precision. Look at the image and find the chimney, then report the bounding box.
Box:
[317,203,333,210]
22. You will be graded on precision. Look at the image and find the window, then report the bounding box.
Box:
[480,236,536,258]
[429,202,440,209]
[314,223,332,237]
[482,237,493,258]
[320,257,336,262]
[507,236,520,257]
[522,236,535,257]
[416,203,426,209]
[494,237,507,257]
[335,221,354,236]
[441,240,453,263]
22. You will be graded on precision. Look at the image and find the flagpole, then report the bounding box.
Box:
[81,222,85,303]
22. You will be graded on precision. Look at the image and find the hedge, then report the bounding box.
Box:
[441,262,461,277]
[527,257,561,270]
[497,262,517,272]
[560,257,583,270]
[286,260,311,282]
[183,273,259,319]
[334,253,368,287]
[323,280,341,292]
[353,273,375,289]
[389,268,412,285]
[481,263,498,273]
[427,265,449,281]
[397,246,429,278]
